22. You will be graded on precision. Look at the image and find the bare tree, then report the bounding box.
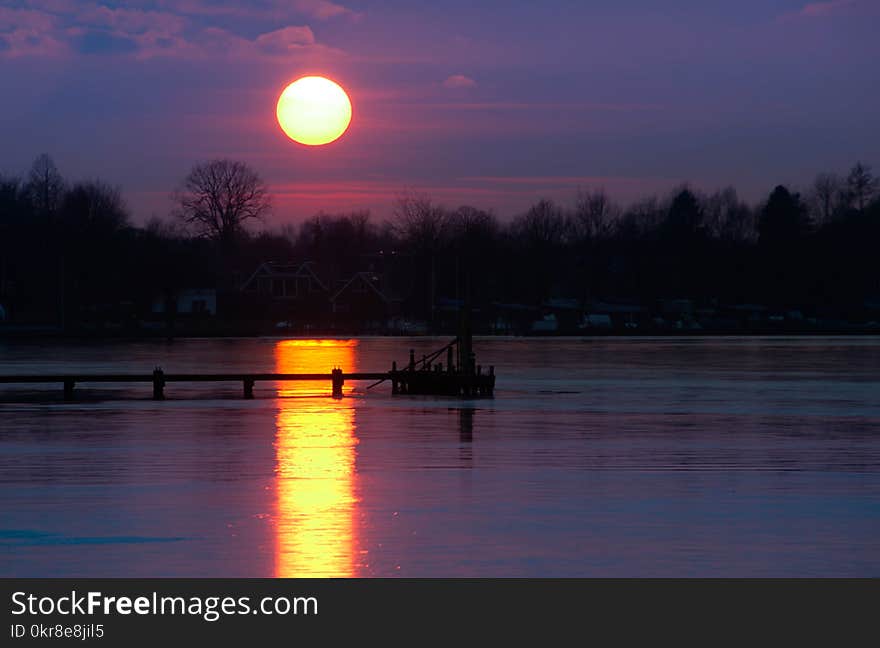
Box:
[391,192,448,326]
[705,187,754,242]
[173,159,270,244]
[619,196,663,238]
[392,191,448,251]
[449,205,497,240]
[573,188,618,241]
[25,153,65,219]
[846,162,877,211]
[511,199,570,248]
[810,173,842,223]
[0,175,24,221]
[62,181,130,232]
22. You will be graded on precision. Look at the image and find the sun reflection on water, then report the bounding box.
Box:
[274,339,359,577]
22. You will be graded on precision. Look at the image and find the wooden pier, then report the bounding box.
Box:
[0,331,496,401]
[0,350,495,401]
[0,369,382,400]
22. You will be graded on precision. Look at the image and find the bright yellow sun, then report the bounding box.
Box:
[276,76,352,146]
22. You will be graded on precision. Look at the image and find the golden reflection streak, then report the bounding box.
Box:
[274,339,359,577]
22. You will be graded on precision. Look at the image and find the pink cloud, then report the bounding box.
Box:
[442,74,477,89]
[255,25,316,53]
[292,0,361,21]
[76,6,186,35]
[0,9,67,57]
[262,174,680,222]
[799,0,856,17]
[0,28,67,58]
[0,6,59,31]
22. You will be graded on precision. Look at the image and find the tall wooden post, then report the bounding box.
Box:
[331,368,344,399]
[152,367,165,400]
[458,304,473,376]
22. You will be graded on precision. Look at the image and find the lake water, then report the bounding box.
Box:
[1,336,879,577]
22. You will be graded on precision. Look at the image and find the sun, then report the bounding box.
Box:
[276,76,352,146]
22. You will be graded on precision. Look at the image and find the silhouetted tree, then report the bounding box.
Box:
[293,210,380,287]
[173,159,270,246]
[573,188,618,241]
[391,192,448,325]
[62,181,129,233]
[392,192,448,250]
[705,187,753,242]
[0,175,26,222]
[512,199,569,247]
[758,185,809,247]
[6,150,880,333]
[846,162,877,211]
[618,196,663,239]
[25,153,65,220]
[510,199,570,304]
[810,173,843,223]
[447,205,499,303]
[662,188,705,239]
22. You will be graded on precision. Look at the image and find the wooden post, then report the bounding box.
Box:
[391,361,398,395]
[487,365,495,398]
[243,378,255,399]
[409,349,415,371]
[63,379,74,400]
[152,367,165,400]
[331,368,344,399]
[447,346,454,373]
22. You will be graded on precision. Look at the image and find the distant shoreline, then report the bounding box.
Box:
[2,328,879,342]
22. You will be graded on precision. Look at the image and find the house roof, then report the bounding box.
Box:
[330,272,390,303]
[241,261,327,292]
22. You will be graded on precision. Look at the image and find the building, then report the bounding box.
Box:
[151,288,217,316]
[240,262,327,300]
[330,272,396,330]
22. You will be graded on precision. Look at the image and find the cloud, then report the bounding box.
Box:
[292,0,361,21]
[442,74,477,89]
[0,3,341,61]
[76,6,186,35]
[255,25,316,53]
[0,7,64,56]
[71,29,139,55]
[799,0,855,17]
[126,0,360,21]
[785,0,878,19]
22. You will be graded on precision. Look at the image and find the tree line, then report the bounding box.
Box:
[1,154,878,331]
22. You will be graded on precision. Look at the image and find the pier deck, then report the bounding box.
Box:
[0,367,495,400]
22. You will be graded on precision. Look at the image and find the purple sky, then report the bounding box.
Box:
[1,0,878,225]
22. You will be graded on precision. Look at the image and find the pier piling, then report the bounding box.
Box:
[331,368,344,399]
[152,367,165,400]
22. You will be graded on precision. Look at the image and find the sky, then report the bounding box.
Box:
[1,0,878,226]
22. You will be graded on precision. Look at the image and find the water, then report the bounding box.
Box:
[1,336,879,577]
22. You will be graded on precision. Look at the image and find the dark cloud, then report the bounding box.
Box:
[74,29,139,55]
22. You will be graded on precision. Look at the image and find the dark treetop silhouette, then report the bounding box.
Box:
[1,154,878,336]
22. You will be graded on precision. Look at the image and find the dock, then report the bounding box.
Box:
[0,370,383,400]
[0,338,495,401]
